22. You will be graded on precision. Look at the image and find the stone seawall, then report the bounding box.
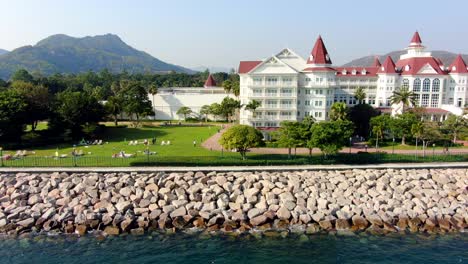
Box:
[0,169,466,237]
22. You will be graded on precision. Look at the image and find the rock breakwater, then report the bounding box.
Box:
[0,169,466,237]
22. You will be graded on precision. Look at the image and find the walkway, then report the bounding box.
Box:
[201,129,468,155]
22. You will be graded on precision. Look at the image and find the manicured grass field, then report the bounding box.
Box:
[4,124,222,158]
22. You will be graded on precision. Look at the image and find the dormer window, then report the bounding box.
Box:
[309,55,314,61]
[342,69,347,75]
[361,69,367,75]
[405,65,410,71]
[325,54,330,61]
[452,66,457,71]
[381,66,385,71]
[351,69,357,75]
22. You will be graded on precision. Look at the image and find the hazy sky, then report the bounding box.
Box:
[1,0,468,69]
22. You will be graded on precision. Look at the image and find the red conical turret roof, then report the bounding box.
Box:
[449,54,468,73]
[372,57,381,67]
[377,56,397,74]
[409,31,424,48]
[204,74,217,87]
[306,35,332,65]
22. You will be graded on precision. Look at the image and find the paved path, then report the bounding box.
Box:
[0,162,467,173]
[201,129,468,155]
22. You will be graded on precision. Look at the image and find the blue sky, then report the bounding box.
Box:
[1,0,468,69]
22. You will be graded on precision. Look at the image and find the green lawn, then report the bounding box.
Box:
[4,124,222,157]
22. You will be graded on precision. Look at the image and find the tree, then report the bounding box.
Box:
[273,121,302,158]
[300,116,316,155]
[330,102,348,121]
[390,112,418,145]
[411,122,443,156]
[105,95,123,126]
[442,115,468,143]
[11,81,50,131]
[209,103,222,120]
[348,104,379,138]
[245,100,261,112]
[220,97,241,122]
[370,114,392,149]
[11,69,34,83]
[308,120,354,156]
[222,78,240,97]
[389,88,416,113]
[177,106,192,121]
[199,105,211,122]
[148,83,158,120]
[120,81,154,127]
[219,125,264,160]
[0,89,28,141]
[411,121,424,153]
[354,87,366,104]
[51,90,106,139]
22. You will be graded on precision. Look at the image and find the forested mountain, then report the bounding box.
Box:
[0,49,8,55]
[0,34,194,79]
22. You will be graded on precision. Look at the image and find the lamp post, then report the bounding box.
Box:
[392,137,395,155]
[432,143,436,159]
[349,137,352,154]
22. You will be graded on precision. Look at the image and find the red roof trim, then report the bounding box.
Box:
[302,67,336,72]
[448,54,468,74]
[377,56,397,74]
[410,31,422,44]
[238,61,262,74]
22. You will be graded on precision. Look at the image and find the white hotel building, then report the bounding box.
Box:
[238,32,468,132]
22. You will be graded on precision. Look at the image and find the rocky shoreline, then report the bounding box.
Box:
[0,169,466,238]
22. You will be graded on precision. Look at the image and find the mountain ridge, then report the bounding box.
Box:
[0,49,8,56]
[0,34,194,80]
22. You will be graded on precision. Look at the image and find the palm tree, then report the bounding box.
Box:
[245,100,261,112]
[354,87,366,104]
[199,105,211,122]
[222,79,240,97]
[411,122,424,155]
[177,106,192,121]
[390,88,416,113]
[105,96,122,126]
[330,102,348,121]
[148,83,158,120]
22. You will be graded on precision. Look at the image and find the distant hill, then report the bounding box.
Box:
[342,50,468,67]
[0,34,194,79]
[0,49,8,56]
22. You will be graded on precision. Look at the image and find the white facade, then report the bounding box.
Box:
[238,33,468,128]
[150,87,233,120]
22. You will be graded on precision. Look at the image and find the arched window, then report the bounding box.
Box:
[432,78,440,92]
[423,78,431,92]
[413,78,421,92]
[402,79,409,89]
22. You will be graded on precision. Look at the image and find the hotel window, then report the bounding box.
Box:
[266,77,278,86]
[281,100,292,108]
[253,89,262,96]
[314,100,323,107]
[431,94,439,107]
[421,94,430,106]
[305,77,311,83]
[265,122,277,127]
[253,78,262,85]
[423,78,430,92]
[297,100,300,105]
[458,98,463,107]
[402,79,409,89]
[315,89,323,95]
[314,112,322,118]
[266,112,276,119]
[281,88,292,96]
[448,98,454,104]
[266,89,277,96]
[252,112,262,118]
[432,79,440,92]
[304,111,310,116]
[282,77,292,85]
[305,89,311,95]
[414,93,420,105]
[280,112,292,120]
[266,100,277,108]
[413,78,421,92]
[305,100,311,106]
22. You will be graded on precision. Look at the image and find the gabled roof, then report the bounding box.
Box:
[396,57,447,75]
[238,61,262,74]
[448,54,468,74]
[204,74,217,87]
[377,56,398,74]
[306,35,332,65]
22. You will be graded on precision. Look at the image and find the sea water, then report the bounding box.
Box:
[0,232,466,264]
